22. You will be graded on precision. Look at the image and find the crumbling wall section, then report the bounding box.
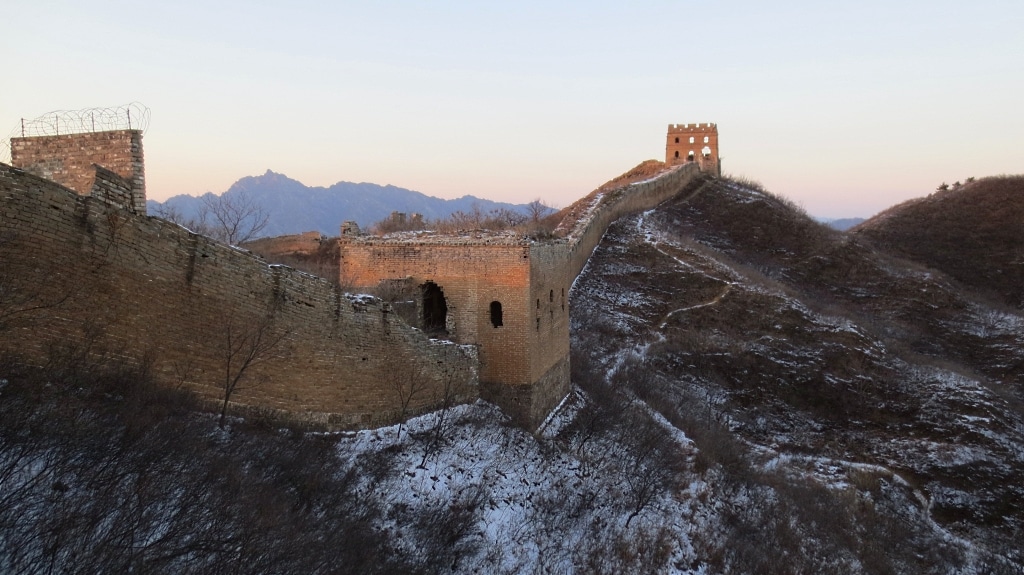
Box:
[10,130,146,215]
[0,164,477,429]
[339,239,533,388]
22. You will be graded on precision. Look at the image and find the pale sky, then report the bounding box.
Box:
[2,1,1021,219]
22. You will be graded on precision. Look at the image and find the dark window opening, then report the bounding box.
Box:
[549,290,554,302]
[674,150,679,158]
[490,301,503,328]
[422,281,448,334]
[536,318,540,331]
[674,137,679,143]
[537,299,540,309]
[687,152,695,161]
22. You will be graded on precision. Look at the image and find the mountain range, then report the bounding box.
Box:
[147,170,533,237]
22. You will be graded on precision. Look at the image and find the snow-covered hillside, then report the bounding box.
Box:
[2,177,1022,574]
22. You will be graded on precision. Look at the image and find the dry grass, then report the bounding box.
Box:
[853,175,1024,308]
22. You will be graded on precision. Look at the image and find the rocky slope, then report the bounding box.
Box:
[2,174,1022,574]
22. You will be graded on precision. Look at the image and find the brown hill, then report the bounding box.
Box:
[852,176,1024,308]
[572,175,1024,565]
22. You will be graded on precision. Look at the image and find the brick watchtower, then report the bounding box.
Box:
[666,123,720,176]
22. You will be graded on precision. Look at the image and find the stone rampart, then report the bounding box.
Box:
[0,164,477,429]
[565,162,703,282]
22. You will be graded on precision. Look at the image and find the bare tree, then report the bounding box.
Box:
[417,348,469,469]
[390,360,431,441]
[527,198,554,223]
[154,193,269,246]
[213,307,290,428]
[198,192,270,245]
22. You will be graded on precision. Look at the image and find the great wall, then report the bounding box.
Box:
[0,111,719,430]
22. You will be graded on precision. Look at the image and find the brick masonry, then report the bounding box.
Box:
[0,162,478,429]
[339,162,705,429]
[2,125,712,431]
[11,130,147,214]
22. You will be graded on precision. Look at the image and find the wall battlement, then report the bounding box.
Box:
[668,123,717,132]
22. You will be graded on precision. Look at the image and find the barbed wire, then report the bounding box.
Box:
[8,102,150,140]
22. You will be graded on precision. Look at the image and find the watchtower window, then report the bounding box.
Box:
[674,151,679,158]
[704,136,709,143]
[421,282,447,334]
[674,137,679,143]
[490,301,503,328]
[688,151,695,161]
[689,136,695,144]
[702,146,712,158]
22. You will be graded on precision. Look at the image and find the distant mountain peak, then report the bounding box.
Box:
[148,172,534,237]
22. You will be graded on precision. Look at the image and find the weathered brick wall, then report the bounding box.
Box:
[339,239,533,386]
[244,231,323,256]
[566,162,703,283]
[10,130,147,215]
[89,165,137,211]
[335,163,705,429]
[0,164,477,429]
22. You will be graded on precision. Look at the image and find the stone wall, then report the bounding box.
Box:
[10,130,147,214]
[0,164,477,429]
[336,163,705,429]
[244,231,323,257]
[565,162,704,283]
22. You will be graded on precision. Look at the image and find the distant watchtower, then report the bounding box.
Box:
[666,123,720,176]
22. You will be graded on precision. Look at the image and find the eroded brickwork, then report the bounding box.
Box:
[2,124,715,431]
[0,164,477,429]
[11,130,147,214]
[339,162,705,429]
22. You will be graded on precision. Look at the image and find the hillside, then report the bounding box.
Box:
[852,176,1024,308]
[147,170,532,236]
[2,174,1022,573]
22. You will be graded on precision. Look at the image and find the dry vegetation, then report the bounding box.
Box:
[569,173,1024,570]
[853,175,1024,308]
[4,170,1023,573]
[369,200,557,237]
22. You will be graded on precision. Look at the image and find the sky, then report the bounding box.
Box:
[1,1,1021,219]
